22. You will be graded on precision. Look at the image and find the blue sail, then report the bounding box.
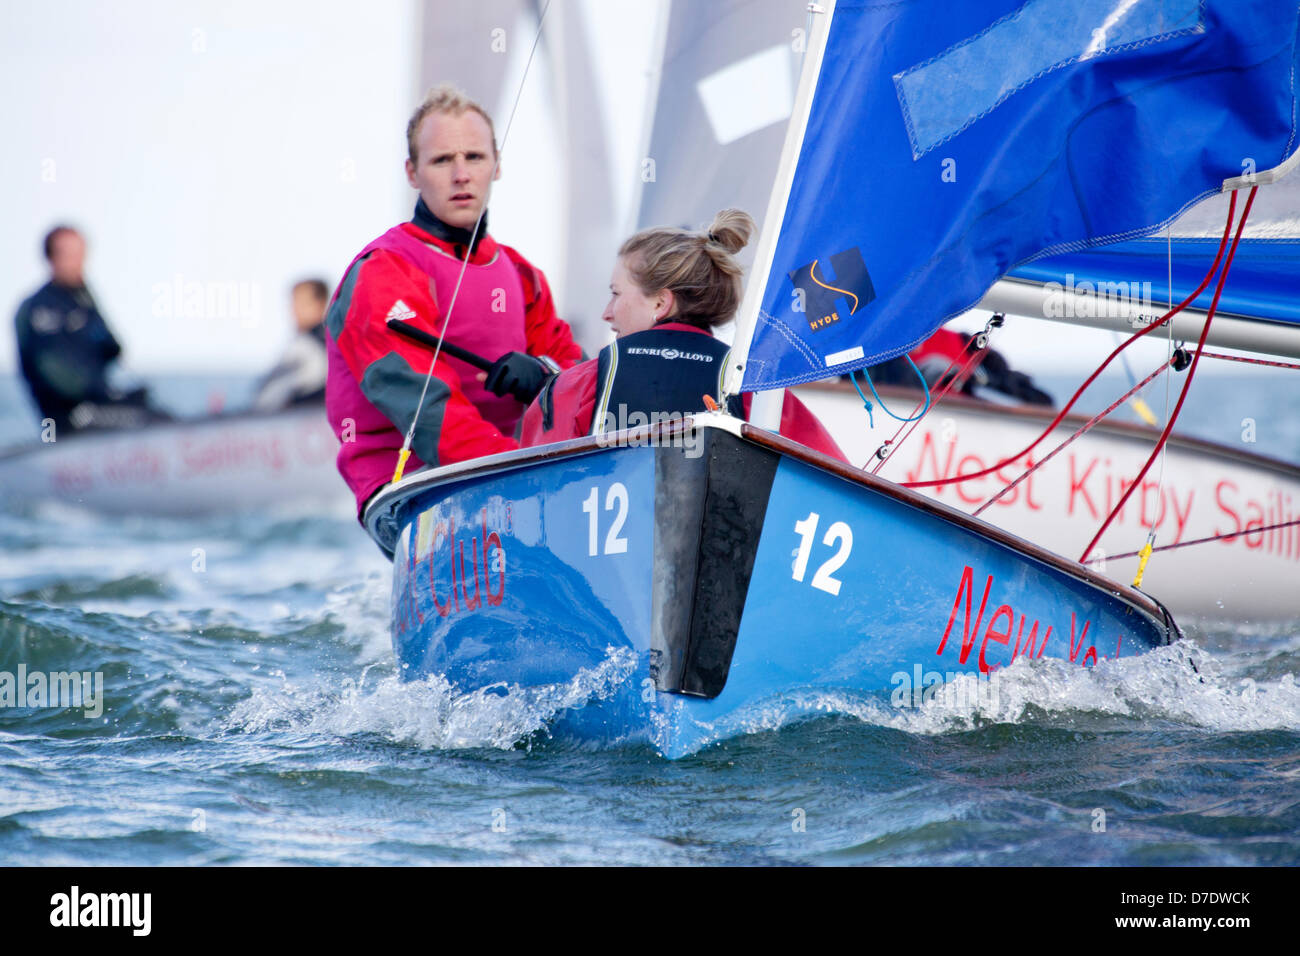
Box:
[739,0,1300,391]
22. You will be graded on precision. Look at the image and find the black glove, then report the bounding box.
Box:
[483,351,559,404]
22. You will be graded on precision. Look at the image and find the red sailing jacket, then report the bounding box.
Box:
[519,322,847,462]
[911,328,969,369]
[326,221,583,516]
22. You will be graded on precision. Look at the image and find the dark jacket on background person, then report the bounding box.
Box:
[14,281,123,427]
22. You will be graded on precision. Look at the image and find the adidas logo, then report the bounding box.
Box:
[386,300,417,322]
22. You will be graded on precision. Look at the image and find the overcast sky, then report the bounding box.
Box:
[1,0,423,375]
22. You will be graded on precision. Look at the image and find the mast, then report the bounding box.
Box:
[723,0,836,426]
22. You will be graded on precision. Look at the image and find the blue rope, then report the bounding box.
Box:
[851,355,932,424]
[852,374,875,427]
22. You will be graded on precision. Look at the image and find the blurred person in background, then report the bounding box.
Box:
[252,278,330,411]
[13,225,166,433]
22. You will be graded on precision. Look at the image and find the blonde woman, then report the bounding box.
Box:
[520,209,844,460]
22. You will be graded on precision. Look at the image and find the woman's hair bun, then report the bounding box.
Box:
[618,207,757,328]
[705,208,755,255]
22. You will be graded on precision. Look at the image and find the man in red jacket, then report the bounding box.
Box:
[325,85,583,517]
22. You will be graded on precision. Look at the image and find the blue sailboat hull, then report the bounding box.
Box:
[366,419,1177,758]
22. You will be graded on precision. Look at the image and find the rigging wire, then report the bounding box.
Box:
[869,319,996,473]
[1106,518,1300,561]
[1111,329,1159,425]
[1079,185,1259,565]
[971,356,1174,518]
[901,190,1240,493]
[391,0,553,483]
[1132,222,1179,581]
[1195,350,1300,371]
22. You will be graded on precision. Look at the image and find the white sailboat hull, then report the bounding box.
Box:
[0,405,348,517]
[798,383,1300,620]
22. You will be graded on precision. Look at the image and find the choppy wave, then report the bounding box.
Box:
[1,373,1297,864]
[223,645,640,751]
[7,581,1296,752]
[672,640,1300,754]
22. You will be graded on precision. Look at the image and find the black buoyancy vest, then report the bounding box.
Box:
[589,328,744,435]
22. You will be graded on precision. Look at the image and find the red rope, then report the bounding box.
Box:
[971,357,1173,518]
[1079,186,1259,563]
[1107,518,1300,561]
[1196,350,1300,371]
[902,190,1240,491]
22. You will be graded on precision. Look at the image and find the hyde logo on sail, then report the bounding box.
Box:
[399,507,506,627]
[788,247,876,333]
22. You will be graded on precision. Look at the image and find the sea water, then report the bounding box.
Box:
[0,372,1297,865]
